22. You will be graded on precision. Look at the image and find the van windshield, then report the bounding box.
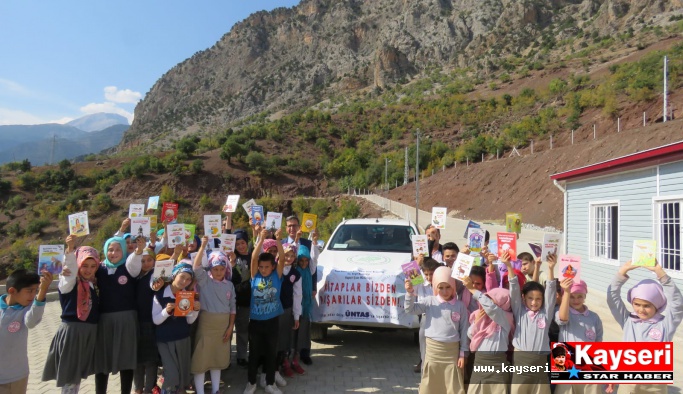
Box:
[328,224,416,252]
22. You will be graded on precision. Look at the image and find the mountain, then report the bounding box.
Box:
[66,113,129,132]
[0,124,89,151]
[0,124,128,165]
[121,0,681,146]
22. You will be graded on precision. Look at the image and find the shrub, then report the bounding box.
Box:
[5,195,24,211]
[199,194,213,210]
[26,218,51,235]
[190,159,204,174]
[91,193,114,216]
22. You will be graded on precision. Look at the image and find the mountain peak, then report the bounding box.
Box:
[67,113,129,132]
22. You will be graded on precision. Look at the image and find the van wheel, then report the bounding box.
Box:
[311,323,328,341]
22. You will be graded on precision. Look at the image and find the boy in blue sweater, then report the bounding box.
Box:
[0,269,52,393]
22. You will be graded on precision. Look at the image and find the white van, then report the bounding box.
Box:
[311,218,420,340]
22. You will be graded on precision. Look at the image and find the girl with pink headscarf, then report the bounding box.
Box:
[608,260,683,394]
[405,266,469,394]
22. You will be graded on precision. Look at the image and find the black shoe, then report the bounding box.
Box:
[413,361,421,373]
[237,358,248,367]
[301,355,313,365]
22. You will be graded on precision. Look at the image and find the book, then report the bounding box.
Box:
[431,207,447,229]
[174,291,196,317]
[167,224,186,247]
[147,196,160,210]
[161,202,179,223]
[468,228,485,255]
[632,240,657,267]
[68,211,90,237]
[131,217,151,241]
[190,252,209,269]
[251,205,264,226]
[152,259,174,282]
[301,213,318,232]
[559,254,581,283]
[401,261,424,286]
[451,253,475,281]
[529,243,542,258]
[128,204,145,218]
[223,194,240,213]
[265,212,283,232]
[184,224,196,244]
[506,212,522,234]
[204,215,222,241]
[242,199,257,218]
[144,215,158,232]
[463,220,481,239]
[38,245,64,275]
[541,233,561,262]
[411,234,429,257]
[497,232,517,260]
[219,234,237,253]
[488,240,498,256]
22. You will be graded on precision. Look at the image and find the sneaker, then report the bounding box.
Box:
[301,355,313,365]
[291,360,305,375]
[237,358,248,367]
[413,360,422,373]
[264,384,282,394]
[259,373,267,388]
[274,371,287,387]
[281,359,294,378]
[243,382,257,394]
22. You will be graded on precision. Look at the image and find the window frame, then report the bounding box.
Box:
[652,195,683,279]
[588,200,620,266]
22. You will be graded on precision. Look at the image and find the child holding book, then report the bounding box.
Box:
[153,262,200,393]
[231,229,253,367]
[608,260,683,394]
[94,235,145,394]
[503,251,556,394]
[463,276,514,394]
[405,266,469,394]
[42,237,100,394]
[277,243,302,379]
[191,240,237,394]
[413,256,442,373]
[291,233,320,375]
[244,229,286,394]
[1,269,51,393]
[133,247,161,394]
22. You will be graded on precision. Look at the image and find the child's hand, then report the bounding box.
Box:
[457,356,465,369]
[296,229,303,240]
[152,278,164,291]
[618,260,638,276]
[150,231,158,245]
[644,259,666,279]
[62,268,72,277]
[535,256,542,266]
[486,253,496,270]
[293,320,300,330]
[165,303,175,315]
[193,301,201,311]
[312,229,318,243]
[560,278,573,292]
[416,254,425,267]
[547,253,557,270]
[501,252,511,266]
[605,383,614,393]
[119,218,131,233]
[65,235,76,253]
[461,245,471,255]
[135,236,146,255]
[461,276,475,291]
[404,279,414,294]
[200,236,209,250]
[223,326,233,343]
[312,291,317,299]
[474,309,486,323]
[275,228,283,241]
[229,252,237,267]
[39,271,53,293]
[259,229,269,240]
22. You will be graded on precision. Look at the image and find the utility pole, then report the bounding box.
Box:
[404,147,409,186]
[664,55,668,123]
[50,134,56,165]
[415,129,421,228]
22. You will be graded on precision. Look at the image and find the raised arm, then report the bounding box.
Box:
[275,228,285,278]
[125,236,146,278]
[544,276,558,317]
[650,262,683,335]
[310,230,320,274]
[59,235,78,294]
[251,229,266,279]
[547,253,556,281]
[608,261,637,328]
[475,290,512,332]
[557,278,573,323]
[194,236,209,270]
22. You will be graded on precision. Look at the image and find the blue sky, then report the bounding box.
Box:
[0,1,300,126]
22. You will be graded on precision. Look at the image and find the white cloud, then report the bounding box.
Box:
[0,79,33,97]
[80,102,134,123]
[104,86,141,104]
[48,117,75,124]
[0,107,48,125]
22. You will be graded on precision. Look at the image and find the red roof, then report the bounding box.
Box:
[550,140,683,182]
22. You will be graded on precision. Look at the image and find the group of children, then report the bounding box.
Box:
[0,213,319,394]
[406,227,683,394]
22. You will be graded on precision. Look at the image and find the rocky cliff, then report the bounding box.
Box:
[122,0,680,146]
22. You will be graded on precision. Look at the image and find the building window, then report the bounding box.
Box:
[655,199,681,274]
[590,202,619,262]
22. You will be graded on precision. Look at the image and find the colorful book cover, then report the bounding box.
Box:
[167,224,186,247]
[184,224,196,244]
[488,240,498,256]
[506,212,522,234]
[131,217,151,241]
[251,205,264,226]
[129,204,145,218]
[468,228,486,255]
[451,253,475,281]
[242,199,257,218]
[204,215,222,242]
[431,207,447,229]
[68,211,90,237]
[411,234,429,257]
[219,234,237,253]
[161,202,179,223]
[147,196,160,210]
[559,254,581,283]
[529,243,542,258]
[152,259,174,282]
[174,291,196,317]
[401,261,424,286]
[632,240,657,267]
[301,213,318,232]
[38,245,64,275]
[265,212,283,232]
[144,215,158,232]
[541,233,561,262]
[463,220,481,239]
[223,194,240,213]
[497,232,517,260]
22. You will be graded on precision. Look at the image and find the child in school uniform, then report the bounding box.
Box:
[463,276,514,394]
[191,240,237,394]
[413,257,442,373]
[94,236,144,394]
[153,262,201,394]
[277,243,302,379]
[133,248,161,394]
[42,238,100,394]
[291,235,319,375]
[502,251,557,394]
[1,269,51,394]
[231,229,253,367]
[608,260,683,394]
[405,266,469,394]
[555,278,605,394]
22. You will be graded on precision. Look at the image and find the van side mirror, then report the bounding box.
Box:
[317,239,325,251]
